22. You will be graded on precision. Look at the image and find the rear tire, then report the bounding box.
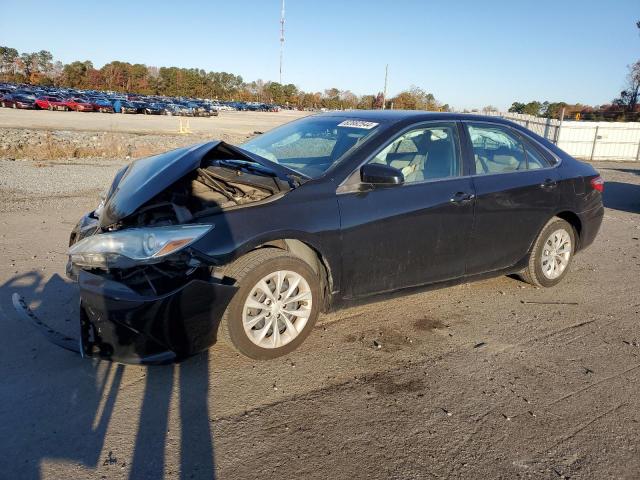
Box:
[520,217,575,288]
[219,248,320,360]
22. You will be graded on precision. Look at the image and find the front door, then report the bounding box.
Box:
[337,122,475,298]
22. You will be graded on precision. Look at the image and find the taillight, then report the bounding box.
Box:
[590,176,604,192]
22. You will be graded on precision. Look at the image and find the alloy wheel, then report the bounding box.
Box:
[242,270,312,349]
[541,228,572,279]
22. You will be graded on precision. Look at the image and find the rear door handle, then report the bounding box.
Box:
[540,178,557,189]
[450,191,475,205]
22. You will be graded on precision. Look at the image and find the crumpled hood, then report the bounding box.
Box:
[98,140,293,228]
[99,141,217,228]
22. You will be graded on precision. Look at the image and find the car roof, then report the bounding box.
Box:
[315,110,519,127]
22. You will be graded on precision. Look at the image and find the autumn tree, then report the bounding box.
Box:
[61,60,94,88]
[508,101,542,116]
[357,95,376,109]
[0,46,18,81]
[391,86,439,110]
[613,61,640,112]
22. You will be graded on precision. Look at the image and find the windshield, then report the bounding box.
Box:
[240,116,380,179]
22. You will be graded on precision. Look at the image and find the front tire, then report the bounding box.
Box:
[220,248,320,360]
[520,217,575,287]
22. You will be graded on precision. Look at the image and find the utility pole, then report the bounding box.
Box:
[382,64,388,110]
[279,0,285,84]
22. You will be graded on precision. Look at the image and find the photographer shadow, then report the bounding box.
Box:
[0,271,216,480]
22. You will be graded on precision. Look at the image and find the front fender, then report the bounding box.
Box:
[189,185,342,294]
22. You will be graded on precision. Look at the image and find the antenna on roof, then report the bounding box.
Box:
[279,0,285,84]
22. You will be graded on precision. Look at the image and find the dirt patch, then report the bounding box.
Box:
[414,316,446,331]
[374,375,425,395]
[344,327,419,352]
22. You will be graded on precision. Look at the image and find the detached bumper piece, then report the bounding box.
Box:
[78,271,237,364]
[13,272,237,365]
[12,294,82,354]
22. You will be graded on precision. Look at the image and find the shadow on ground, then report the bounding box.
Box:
[605,167,640,176]
[602,181,640,214]
[0,271,216,479]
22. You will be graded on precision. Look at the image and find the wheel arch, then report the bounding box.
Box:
[242,238,335,312]
[522,211,583,265]
[554,210,582,250]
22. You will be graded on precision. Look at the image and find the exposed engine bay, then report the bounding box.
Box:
[117,150,292,230]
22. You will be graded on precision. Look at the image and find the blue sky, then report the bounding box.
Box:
[1,0,638,109]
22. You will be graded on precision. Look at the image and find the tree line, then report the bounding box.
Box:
[0,46,449,111]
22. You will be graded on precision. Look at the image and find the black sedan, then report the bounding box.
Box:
[14,112,604,364]
[119,100,139,114]
[141,102,164,115]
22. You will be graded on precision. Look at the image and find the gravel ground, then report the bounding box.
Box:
[0,158,123,205]
[0,113,639,479]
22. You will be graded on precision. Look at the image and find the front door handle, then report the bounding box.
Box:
[450,192,475,205]
[540,178,557,189]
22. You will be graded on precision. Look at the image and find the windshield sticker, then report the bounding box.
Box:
[338,120,379,129]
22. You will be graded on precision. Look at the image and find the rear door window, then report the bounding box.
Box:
[467,123,553,174]
[467,124,525,174]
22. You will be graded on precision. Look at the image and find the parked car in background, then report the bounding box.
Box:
[119,100,139,114]
[174,103,194,116]
[161,103,181,116]
[65,97,94,112]
[202,104,220,117]
[0,93,36,109]
[35,96,69,111]
[90,98,114,113]
[142,102,164,115]
[0,81,296,117]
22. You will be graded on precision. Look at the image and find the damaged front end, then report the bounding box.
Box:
[15,140,300,364]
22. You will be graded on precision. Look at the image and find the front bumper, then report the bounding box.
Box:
[77,270,237,364]
[25,211,238,365]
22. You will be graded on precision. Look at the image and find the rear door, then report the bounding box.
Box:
[337,122,475,298]
[463,122,559,275]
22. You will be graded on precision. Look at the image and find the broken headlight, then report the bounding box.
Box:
[68,224,213,269]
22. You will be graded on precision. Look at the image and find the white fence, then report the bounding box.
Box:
[486,112,640,162]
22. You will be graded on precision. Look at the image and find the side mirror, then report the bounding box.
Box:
[360,163,404,186]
